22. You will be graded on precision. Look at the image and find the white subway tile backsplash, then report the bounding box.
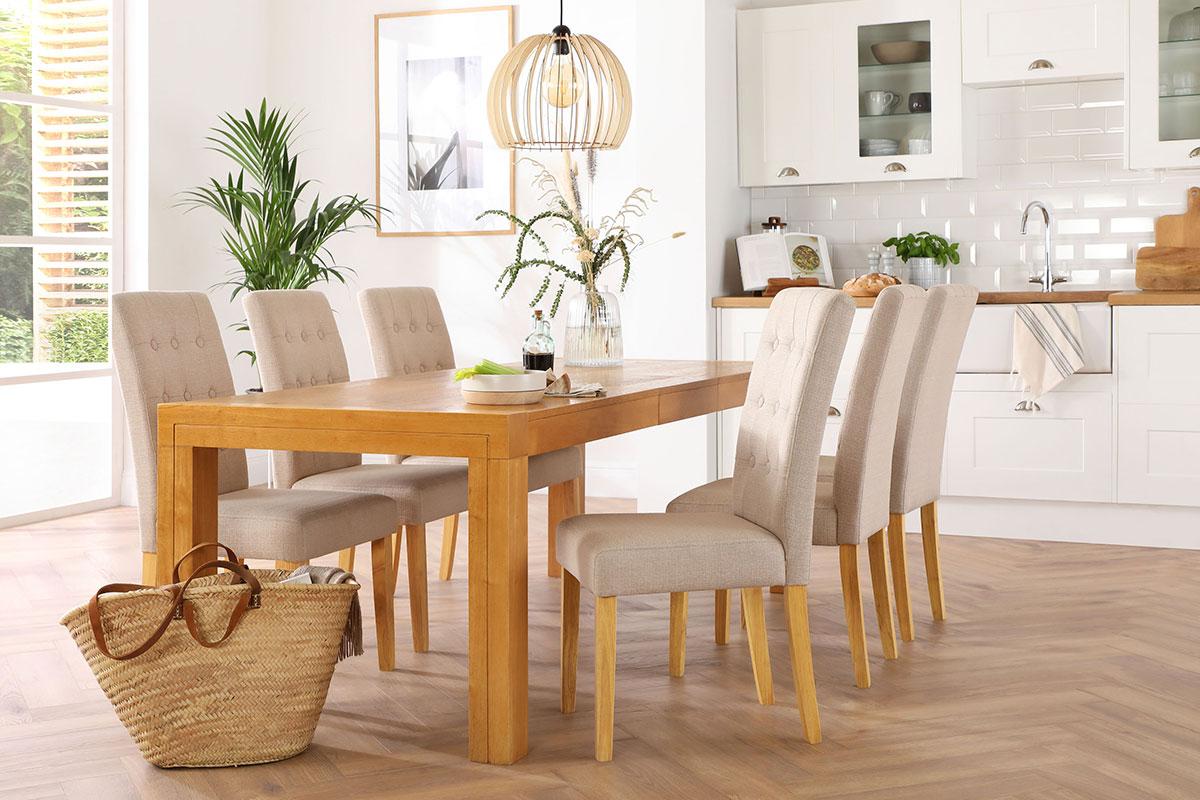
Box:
[831,194,879,220]
[771,79,1198,290]
[1052,107,1107,135]
[877,193,925,218]
[1026,83,1078,111]
[1028,136,1079,162]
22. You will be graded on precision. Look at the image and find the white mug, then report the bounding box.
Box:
[863,90,901,116]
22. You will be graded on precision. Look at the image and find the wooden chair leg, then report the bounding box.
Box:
[783,586,821,744]
[142,552,156,585]
[370,536,395,671]
[921,501,947,621]
[338,547,355,573]
[867,530,899,661]
[548,467,584,578]
[669,592,687,677]
[714,589,730,645]
[438,514,459,581]
[561,571,581,713]
[741,587,774,705]
[595,595,617,762]
[888,512,914,642]
[839,544,871,689]
[275,559,308,571]
[390,528,403,595]
[405,523,429,652]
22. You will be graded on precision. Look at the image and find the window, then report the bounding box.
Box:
[0,0,121,523]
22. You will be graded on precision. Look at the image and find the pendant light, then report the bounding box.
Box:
[487,0,632,151]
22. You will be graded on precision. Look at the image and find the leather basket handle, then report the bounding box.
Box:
[171,542,243,583]
[88,583,184,661]
[174,559,263,648]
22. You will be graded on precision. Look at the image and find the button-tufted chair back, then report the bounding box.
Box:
[830,284,926,546]
[891,284,978,514]
[242,290,360,488]
[358,287,456,379]
[112,292,250,551]
[730,288,855,587]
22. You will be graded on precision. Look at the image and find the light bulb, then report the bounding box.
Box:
[541,53,580,109]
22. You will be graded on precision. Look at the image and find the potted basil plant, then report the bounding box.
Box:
[883,231,961,289]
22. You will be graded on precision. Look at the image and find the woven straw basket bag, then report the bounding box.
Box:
[60,543,359,768]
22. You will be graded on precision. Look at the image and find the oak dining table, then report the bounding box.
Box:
[152,358,752,765]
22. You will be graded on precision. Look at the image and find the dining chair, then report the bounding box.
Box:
[557,288,855,760]
[667,285,926,689]
[243,289,469,654]
[358,286,585,580]
[112,291,400,670]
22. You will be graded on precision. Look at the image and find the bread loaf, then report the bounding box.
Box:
[842,272,901,297]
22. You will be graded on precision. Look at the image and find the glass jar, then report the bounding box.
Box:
[522,309,555,372]
[563,286,623,367]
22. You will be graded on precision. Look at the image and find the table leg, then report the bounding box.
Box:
[156,443,218,585]
[467,455,529,764]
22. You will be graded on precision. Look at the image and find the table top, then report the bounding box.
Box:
[712,289,1120,309]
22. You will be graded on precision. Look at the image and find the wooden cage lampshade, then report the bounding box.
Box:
[487,5,632,151]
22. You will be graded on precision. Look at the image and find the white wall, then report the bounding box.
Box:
[127,0,748,504]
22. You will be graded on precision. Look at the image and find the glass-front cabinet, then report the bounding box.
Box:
[736,0,971,187]
[834,0,972,182]
[1128,1,1200,168]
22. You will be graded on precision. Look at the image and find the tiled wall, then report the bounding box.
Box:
[749,80,1200,290]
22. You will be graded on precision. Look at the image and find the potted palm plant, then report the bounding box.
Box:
[181,101,381,365]
[883,231,961,289]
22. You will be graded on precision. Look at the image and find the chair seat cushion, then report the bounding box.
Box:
[668,474,840,547]
[218,487,396,562]
[556,512,785,597]
[665,477,732,514]
[292,462,468,524]
[403,446,581,492]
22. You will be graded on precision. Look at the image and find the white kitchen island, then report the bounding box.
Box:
[712,291,1200,549]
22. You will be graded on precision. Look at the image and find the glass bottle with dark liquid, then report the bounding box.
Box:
[522,309,555,372]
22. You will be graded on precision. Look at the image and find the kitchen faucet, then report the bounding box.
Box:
[1021,200,1063,292]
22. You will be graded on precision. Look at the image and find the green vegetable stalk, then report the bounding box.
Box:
[454,358,524,382]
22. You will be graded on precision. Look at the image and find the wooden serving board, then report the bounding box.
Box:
[1136,187,1200,290]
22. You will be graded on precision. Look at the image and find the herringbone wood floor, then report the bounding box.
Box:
[2,500,1199,799]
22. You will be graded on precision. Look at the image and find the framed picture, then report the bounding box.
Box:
[783,232,834,286]
[375,6,515,237]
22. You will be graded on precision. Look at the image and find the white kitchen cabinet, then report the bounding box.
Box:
[962,0,1127,86]
[1127,1,1200,169]
[1115,306,1200,506]
[736,5,837,187]
[944,388,1114,503]
[737,0,973,187]
[832,0,974,183]
[1115,306,1200,404]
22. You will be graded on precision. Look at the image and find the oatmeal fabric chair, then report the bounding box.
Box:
[112,291,400,670]
[243,289,469,654]
[556,288,855,760]
[358,286,585,580]
[668,285,927,688]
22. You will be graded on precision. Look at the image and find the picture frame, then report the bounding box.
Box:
[374,6,515,237]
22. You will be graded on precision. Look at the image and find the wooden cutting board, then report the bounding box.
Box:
[1136,186,1200,290]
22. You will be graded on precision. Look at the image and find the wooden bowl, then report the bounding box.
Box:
[870,40,930,65]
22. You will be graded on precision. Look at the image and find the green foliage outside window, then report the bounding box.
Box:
[45,311,108,363]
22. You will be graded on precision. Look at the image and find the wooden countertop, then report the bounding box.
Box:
[1107,291,1200,306]
[712,289,1119,309]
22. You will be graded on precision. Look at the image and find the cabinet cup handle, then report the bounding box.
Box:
[1189,147,1200,159]
[828,406,842,417]
[777,166,800,178]
[884,162,907,174]
[1013,400,1042,412]
[1028,59,1054,70]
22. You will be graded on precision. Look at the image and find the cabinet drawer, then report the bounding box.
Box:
[945,390,1112,502]
[1117,404,1200,507]
[962,0,1126,85]
[1115,307,1200,405]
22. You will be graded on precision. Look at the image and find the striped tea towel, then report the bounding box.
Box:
[1012,303,1085,401]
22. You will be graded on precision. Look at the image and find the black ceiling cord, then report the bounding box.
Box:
[553,0,570,55]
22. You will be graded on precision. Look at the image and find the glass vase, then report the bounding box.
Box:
[563,286,623,367]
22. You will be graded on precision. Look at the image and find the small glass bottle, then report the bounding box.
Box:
[867,246,881,276]
[881,249,897,277]
[522,309,555,372]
